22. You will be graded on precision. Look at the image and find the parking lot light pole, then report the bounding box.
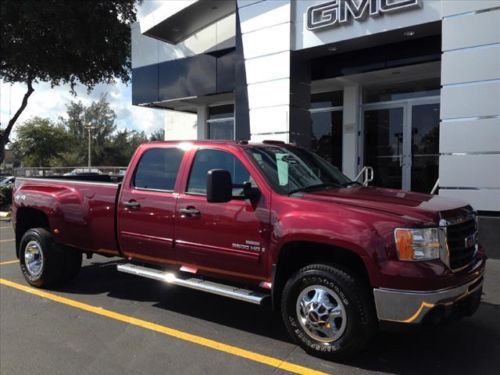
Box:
[84,124,96,172]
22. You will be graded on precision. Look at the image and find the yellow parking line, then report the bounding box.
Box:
[0,260,18,266]
[0,278,328,375]
[0,238,15,243]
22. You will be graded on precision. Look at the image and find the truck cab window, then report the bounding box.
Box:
[187,149,252,196]
[133,148,184,191]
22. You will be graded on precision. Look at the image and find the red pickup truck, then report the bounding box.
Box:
[12,140,485,360]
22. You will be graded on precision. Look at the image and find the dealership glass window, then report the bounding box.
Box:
[133,148,184,191]
[310,110,343,169]
[410,103,440,193]
[363,78,440,103]
[207,104,234,140]
[309,91,343,169]
[311,91,343,109]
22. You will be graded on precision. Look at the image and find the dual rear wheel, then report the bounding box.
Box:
[19,228,82,288]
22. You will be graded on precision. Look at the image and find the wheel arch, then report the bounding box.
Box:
[15,207,51,258]
[271,240,374,310]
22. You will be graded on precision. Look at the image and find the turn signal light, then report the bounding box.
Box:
[395,229,414,260]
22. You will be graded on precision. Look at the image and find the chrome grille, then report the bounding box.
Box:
[446,218,477,271]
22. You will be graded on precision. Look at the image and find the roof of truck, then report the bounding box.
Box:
[146,140,289,147]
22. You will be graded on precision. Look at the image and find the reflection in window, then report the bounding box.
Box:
[207,104,234,140]
[363,78,440,103]
[247,146,351,195]
[311,91,343,109]
[310,110,343,169]
[133,148,184,191]
[187,149,251,196]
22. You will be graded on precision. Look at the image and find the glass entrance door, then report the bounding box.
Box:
[362,98,440,192]
[364,107,406,189]
[410,103,440,193]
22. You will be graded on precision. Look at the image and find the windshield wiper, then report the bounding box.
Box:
[288,183,341,195]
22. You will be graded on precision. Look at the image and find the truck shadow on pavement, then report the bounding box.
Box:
[57,261,500,374]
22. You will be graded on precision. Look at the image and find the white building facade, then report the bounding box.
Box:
[131,0,500,214]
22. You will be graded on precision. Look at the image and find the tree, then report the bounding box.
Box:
[103,129,148,166]
[149,128,166,141]
[61,96,118,166]
[15,118,70,168]
[0,0,138,162]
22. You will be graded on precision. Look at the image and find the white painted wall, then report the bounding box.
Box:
[164,110,197,141]
[439,2,500,211]
[238,0,293,143]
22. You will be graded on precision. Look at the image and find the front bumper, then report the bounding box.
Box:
[373,262,485,324]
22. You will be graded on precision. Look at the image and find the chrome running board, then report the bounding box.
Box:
[117,263,268,305]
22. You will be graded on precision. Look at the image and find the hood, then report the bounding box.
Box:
[301,187,469,225]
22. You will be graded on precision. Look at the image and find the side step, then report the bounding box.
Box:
[117,263,269,305]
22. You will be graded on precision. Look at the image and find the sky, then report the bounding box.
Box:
[0,0,166,137]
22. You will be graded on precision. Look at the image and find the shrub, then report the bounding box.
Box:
[0,185,13,210]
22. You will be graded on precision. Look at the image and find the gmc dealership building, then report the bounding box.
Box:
[131,1,500,219]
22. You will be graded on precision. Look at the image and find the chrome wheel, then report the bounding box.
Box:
[296,285,347,343]
[24,240,44,278]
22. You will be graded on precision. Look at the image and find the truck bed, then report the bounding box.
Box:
[14,177,121,256]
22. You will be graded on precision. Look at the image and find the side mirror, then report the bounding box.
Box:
[243,181,260,201]
[207,169,232,203]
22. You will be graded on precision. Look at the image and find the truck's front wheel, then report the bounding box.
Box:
[19,228,64,288]
[281,264,376,361]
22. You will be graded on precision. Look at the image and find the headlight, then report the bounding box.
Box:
[394,228,446,261]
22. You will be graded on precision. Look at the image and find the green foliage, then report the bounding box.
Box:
[0,185,13,209]
[60,95,118,165]
[16,118,70,167]
[1,0,137,89]
[149,128,166,141]
[103,129,148,166]
[13,96,153,168]
[0,0,139,163]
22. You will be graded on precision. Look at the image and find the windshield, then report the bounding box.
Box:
[246,146,354,195]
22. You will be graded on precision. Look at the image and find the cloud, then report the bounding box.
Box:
[137,0,167,19]
[0,79,166,139]
[0,1,168,139]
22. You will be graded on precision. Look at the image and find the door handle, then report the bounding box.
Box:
[179,207,200,217]
[124,200,141,209]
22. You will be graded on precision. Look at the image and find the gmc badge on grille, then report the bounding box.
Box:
[464,233,477,248]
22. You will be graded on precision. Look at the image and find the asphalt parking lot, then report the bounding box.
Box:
[1,221,499,375]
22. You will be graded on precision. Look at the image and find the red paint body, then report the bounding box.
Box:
[12,141,486,293]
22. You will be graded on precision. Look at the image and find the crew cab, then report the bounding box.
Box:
[12,140,486,360]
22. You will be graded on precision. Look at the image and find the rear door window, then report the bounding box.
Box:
[133,148,184,191]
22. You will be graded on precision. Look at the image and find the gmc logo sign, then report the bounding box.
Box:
[306,0,422,31]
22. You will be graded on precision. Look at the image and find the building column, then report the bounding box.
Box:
[439,1,500,212]
[342,85,360,180]
[236,0,311,146]
[196,105,208,140]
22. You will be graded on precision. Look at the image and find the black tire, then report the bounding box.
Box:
[19,228,64,288]
[61,249,82,283]
[281,264,376,361]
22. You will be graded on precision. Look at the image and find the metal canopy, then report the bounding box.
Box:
[142,0,235,44]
